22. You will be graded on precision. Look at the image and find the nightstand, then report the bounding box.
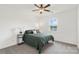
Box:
[17,33,24,45]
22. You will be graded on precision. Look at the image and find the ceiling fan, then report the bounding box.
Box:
[32,4,52,14]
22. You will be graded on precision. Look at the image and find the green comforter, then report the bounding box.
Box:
[22,33,54,53]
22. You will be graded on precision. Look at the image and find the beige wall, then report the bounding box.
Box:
[0,5,37,49]
[39,8,77,45]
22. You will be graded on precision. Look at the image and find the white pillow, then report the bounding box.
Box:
[33,30,37,34]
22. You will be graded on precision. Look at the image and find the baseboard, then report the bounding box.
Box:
[0,43,17,49]
[0,40,77,49]
[55,40,77,46]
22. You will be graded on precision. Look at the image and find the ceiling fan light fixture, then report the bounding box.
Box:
[33,4,51,14]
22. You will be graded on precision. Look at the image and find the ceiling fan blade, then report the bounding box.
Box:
[32,9,39,11]
[40,4,43,8]
[44,4,51,8]
[44,9,50,12]
[34,4,40,8]
[44,9,53,13]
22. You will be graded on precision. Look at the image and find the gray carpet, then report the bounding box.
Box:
[0,41,79,54]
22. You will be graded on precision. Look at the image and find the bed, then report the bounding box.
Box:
[22,30,54,53]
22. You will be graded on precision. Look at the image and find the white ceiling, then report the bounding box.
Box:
[0,4,78,14]
[49,4,78,13]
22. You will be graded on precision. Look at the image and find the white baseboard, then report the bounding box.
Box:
[0,40,78,49]
[55,40,77,46]
[0,43,17,49]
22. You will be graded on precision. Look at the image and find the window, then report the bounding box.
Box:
[49,17,58,31]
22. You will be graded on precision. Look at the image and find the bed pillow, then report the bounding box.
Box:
[25,30,33,34]
[33,29,40,34]
[36,30,40,33]
[33,30,37,34]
